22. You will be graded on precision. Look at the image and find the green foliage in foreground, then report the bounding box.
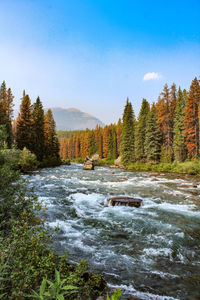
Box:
[106,288,122,300]
[127,159,200,175]
[0,157,106,299]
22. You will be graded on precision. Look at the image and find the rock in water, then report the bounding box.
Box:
[83,160,94,170]
[90,153,100,163]
[108,196,142,208]
[83,153,99,170]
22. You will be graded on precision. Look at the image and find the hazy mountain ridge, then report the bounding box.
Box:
[50,107,104,130]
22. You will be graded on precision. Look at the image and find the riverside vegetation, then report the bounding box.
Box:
[0,82,122,299]
[59,76,200,175]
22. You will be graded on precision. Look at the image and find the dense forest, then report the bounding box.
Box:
[0,81,60,170]
[59,77,200,171]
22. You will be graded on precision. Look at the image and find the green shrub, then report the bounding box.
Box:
[18,147,38,172]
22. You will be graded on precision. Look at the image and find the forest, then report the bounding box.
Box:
[59,76,200,174]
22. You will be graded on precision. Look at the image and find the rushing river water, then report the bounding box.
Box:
[26,164,200,300]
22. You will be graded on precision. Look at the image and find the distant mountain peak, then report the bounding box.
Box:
[66,108,82,112]
[49,107,104,131]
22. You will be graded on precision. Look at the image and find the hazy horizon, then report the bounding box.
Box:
[0,0,200,124]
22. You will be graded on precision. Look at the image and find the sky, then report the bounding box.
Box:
[0,0,200,124]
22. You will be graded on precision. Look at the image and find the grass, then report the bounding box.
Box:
[127,160,200,175]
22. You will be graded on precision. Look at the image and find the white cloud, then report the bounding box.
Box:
[143,72,162,81]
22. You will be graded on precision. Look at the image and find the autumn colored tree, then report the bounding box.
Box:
[59,138,67,160]
[16,92,34,152]
[144,103,161,163]
[116,118,122,156]
[156,83,176,162]
[32,97,45,161]
[135,98,150,161]
[184,77,200,159]
[0,81,14,147]
[120,98,135,166]
[173,88,187,162]
[102,126,110,158]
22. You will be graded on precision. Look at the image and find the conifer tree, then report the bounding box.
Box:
[135,98,150,161]
[116,118,122,156]
[16,92,34,152]
[32,97,45,161]
[102,126,110,158]
[108,125,117,160]
[120,98,135,166]
[173,88,187,161]
[144,103,161,163]
[88,130,97,156]
[44,109,60,160]
[184,77,200,159]
[95,126,103,158]
[0,81,14,147]
[156,83,176,162]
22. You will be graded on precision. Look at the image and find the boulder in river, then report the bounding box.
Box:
[83,153,100,170]
[110,156,124,169]
[108,196,142,208]
[83,160,94,170]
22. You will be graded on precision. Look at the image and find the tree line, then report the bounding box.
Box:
[0,81,60,167]
[59,76,200,166]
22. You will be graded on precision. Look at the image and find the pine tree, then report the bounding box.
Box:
[0,81,14,147]
[44,109,60,160]
[32,97,45,161]
[135,98,150,161]
[102,126,110,158]
[144,103,161,163]
[88,130,97,156]
[116,118,122,156]
[184,77,200,159]
[156,83,176,162]
[120,98,135,166]
[108,125,117,160]
[16,92,34,152]
[95,126,103,158]
[173,87,187,162]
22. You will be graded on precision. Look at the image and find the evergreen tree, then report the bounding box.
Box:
[184,77,200,159]
[108,125,117,160]
[116,118,122,156]
[16,92,34,152]
[88,130,97,156]
[173,87,187,162]
[120,98,135,166]
[156,83,176,162]
[32,97,45,161]
[144,104,161,163]
[102,126,110,158]
[0,81,14,147]
[44,109,60,160]
[135,98,150,161]
[95,126,103,158]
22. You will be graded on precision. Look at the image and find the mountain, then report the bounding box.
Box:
[50,107,105,131]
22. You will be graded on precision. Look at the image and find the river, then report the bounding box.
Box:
[25,164,200,300]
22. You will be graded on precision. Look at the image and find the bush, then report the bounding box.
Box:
[18,147,39,172]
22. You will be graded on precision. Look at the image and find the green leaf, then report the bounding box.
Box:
[40,278,47,295]
[55,269,60,283]
[63,285,78,290]
[57,294,64,300]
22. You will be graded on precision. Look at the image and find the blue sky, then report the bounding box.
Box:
[0,0,200,123]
